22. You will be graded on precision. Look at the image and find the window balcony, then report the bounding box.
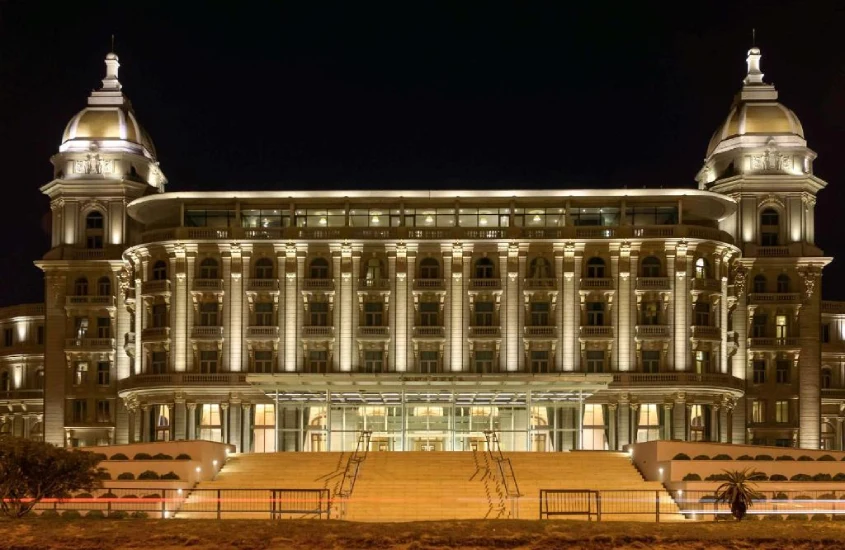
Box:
[580,278,613,290]
[301,326,335,339]
[246,326,280,340]
[413,278,446,292]
[579,326,614,339]
[524,326,558,339]
[523,278,557,291]
[190,326,224,340]
[634,325,671,339]
[246,278,279,293]
[469,278,502,291]
[358,278,391,291]
[748,337,800,349]
[636,277,670,291]
[141,279,171,295]
[65,295,116,308]
[467,326,502,339]
[118,372,247,393]
[412,326,445,339]
[302,278,335,292]
[748,293,801,305]
[690,325,721,341]
[192,279,224,292]
[64,338,115,351]
[691,278,721,292]
[141,327,170,342]
[357,326,390,340]
[610,372,744,393]
[0,389,43,402]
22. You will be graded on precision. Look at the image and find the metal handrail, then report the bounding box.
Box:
[335,430,372,518]
[483,430,521,509]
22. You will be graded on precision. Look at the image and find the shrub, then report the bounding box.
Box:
[693,455,711,460]
[138,470,160,480]
[175,453,192,460]
[798,455,815,461]
[99,492,117,499]
[790,474,812,481]
[818,455,836,461]
[673,453,691,460]
[133,453,153,460]
[794,495,812,501]
[85,510,105,519]
[152,453,173,460]
[737,454,753,461]
[130,511,149,519]
[776,455,795,461]
[143,493,161,500]
[755,454,773,461]
[60,510,81,519]
[122,494,138,499]
[75,492,93,499]
[833,473,845,481]
[92,453,108,462]
[160,471,180,480]
[813,473,832,482]
[110,453,129,460]
[819,493,836,501]
[117,472,135,480]
[704,473,730,481]
[713,454,732,461]
[96,471,112,480]
[788,514,810,521]
[773,492,789,500]
[835,513,845,522]
[682,473,701,481]
[109,510,128,519]
[770,474,788,481]
[749,472,769,481]
[39,510,59,519]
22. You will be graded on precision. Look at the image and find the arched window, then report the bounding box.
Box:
[529,257,552,279]
[641,256,661,278]
[152,260,167,281]
[777,274,791,293]
[85,211,104,249]
[74,277,88,296]
[97,276,111,296]
[419,258,440,279]
[309,258,329,279]
[694,258,710,279]
[760,208,780,246]
[199,258,219,279]
[254,258,274,279]
[474,257,495,279]
[753,274,767,294]
[822,368,832,389]
[586,257,605,278]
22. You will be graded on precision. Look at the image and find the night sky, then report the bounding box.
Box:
[2,2,845,307]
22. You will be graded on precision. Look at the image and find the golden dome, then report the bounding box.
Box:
[706,102,804,157]
[61,106,156,158]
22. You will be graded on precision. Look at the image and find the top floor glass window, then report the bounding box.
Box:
[571,207,619,227]
[514,207,564,227]
[294,209,345,228]
[241,209,290,228]
[413,208,455,227]
[184,210,236,227]
[457,208,510,228]
[199,258,219,279]
[626,206,678,225]
[349,208,402,227]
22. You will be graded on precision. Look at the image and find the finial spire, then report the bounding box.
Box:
[737,43,777,102]
[752,28,756,48]
[101,51,121,91]
[743,45,764,86]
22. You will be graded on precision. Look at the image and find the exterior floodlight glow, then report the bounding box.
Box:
[195,466,201,473]
[177,488,183,495]
[212,459,218,467]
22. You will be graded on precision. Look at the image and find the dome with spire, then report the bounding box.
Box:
[59,53,157,160]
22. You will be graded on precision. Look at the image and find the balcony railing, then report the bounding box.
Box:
[691,278,721,292]
[141,327,170,341]
[65,295,115,307]
[246,326,280,339]
[357,326,390,338]
[690,325,721,340]
[192,279,224,292]
[246,278,279,292]
[580,278,613,290]
[523,278,557,290]
[469,278,502,291]
[748,337,800,348]
[635,325,671,339]
[524,326,557,338]
[141,280,171,295]
[412,326,445,339]
[413,278,446,291]
[579,326,614,338]
[0,389,43,401]
[358,278,391,291]
[748,293,801,304]
[118,372,247,392]
[302,278,335,292]
[636,277,670,291]
[468,326,502,339]
[611,372,744,392]
[190,326,224,339]
[301,326,335,338]
[822,301,845,315]
[64,338,115,350]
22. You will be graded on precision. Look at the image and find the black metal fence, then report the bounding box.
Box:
[30,487,331,520]
[539,490,677,521]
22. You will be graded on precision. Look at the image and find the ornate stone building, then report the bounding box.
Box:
[3,47,842,451]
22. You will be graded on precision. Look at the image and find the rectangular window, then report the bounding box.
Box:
[776,360,791,384]
[36,326,44,345]
[152,304,167,328]
[362,351,384,373]
[586,302,604,326]
[96,400,111,423]
[308,350,328,373]
[530,350,550,373]
[474,302,494,326]
[253,350,273,373]
[199,350,218,374]
[3,328,11,347]
[184,210,236,227]
[693,302,710,326]
[751,400,765,423]
[474,350,494,373]
[255,302,274,326]
[642,350,660,373]
[822,324,831,343]
[694,351,711,374]
[199,302,218,326]
[364,302,383,327]
[775,400,789,423]
[753,359,766,384]
[585,350,605,373]
[72,399,87,423]
[74,362,88,386]
[97,361,110,385]
[240,209,291,229]
[310,302,329,326]
[96,317,110,338]
[775,315,788,341]
[626,206,678,226]
[530,302,550,326]
[419,302,439,326]
[752,314,767,338]
[151,351,167,374]
[419,351,439,373]
[86,235,103,249]
[641,301,660,325]
[198,404,222,443]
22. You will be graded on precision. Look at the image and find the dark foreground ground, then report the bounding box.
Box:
[2,519,845,549]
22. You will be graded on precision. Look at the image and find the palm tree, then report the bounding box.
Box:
[714,468,765,521]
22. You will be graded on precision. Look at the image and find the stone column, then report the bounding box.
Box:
[618,400,630,448]
[221,403,229,444]
[798,268,822,449]
[449,245,464,372]
[516,250,526,372]
[284,246,297,372]
[242,403,252,452]
[441,245,452,372]
[836,417,844,451]
[167,403,175,441]
[229,401,241,451]
[127,405,136,444]
[505,245,519,372]
[608,403,618,450]
[710,404,720,442]
[554,246,565,371]
[672,396,686,440]
[140,404,150,443]
[672,244,688,372]
[662,403,672,440]
[630,403,640,444]
[726,404,734,443]
[187,403,197,440]
[174,398,187,441]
